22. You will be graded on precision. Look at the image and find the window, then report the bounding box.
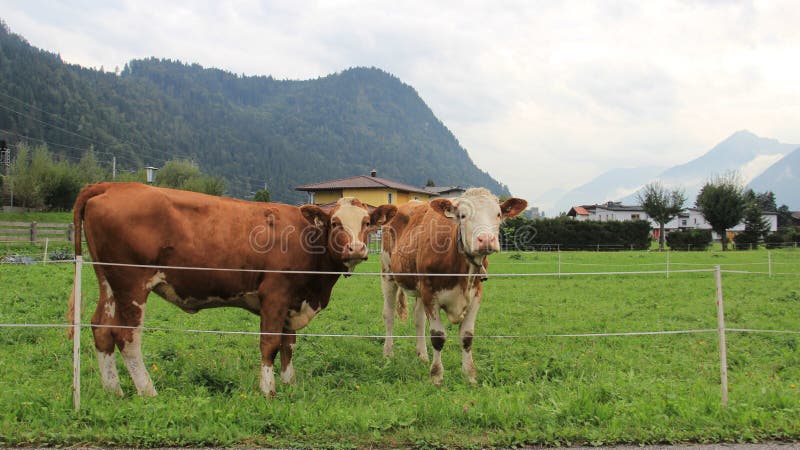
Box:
[681,219,687,226]
[413,196,419,200]
[388,192,393,204]
[631,214,640,220]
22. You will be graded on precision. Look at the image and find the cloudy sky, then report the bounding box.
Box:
[2,1,799,210]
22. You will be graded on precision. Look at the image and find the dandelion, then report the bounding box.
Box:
[152,363,159,372]
[240,393,247,399]
[791,384,796,389]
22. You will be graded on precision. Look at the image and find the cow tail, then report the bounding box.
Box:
[396,289,409,321]
[67,183,108,339]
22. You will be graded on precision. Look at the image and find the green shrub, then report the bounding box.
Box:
[665,229,712,251]
[765,227,800,249]
[501,217,651,251]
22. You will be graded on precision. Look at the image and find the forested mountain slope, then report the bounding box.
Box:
[0,21,509,202]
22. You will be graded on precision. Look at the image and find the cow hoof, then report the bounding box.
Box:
[430,363,443,383]
[417,351,429,363]
[383,346,394,358]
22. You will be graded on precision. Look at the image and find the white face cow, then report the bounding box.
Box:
[301,197,397,271]
[430,188,527,257]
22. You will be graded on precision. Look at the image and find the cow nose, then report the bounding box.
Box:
[476,233,498,252]
[347,242,368,259]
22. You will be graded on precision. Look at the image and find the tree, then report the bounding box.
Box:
[636,181,686,251]
[425,178,435,187]
[777,204,794,229]
[696,173,745,251]
[253,189,271,202]
[734,201,770,249]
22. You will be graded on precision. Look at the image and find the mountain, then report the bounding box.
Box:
[653,130,797,200]
[749,147,800,209]
[0,21,509,203]
[550,166,665,215]
[550,130,798,215]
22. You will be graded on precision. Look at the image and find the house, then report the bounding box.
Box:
[295,170,435,206]
[568,202,778,240]
[567,202,648,222]
[422,185,466,198]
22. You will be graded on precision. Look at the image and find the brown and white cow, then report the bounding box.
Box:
[381,188,526,384]
[67,182,396,397]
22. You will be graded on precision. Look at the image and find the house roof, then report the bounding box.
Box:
[295,175,432,195]
[593,201,644,212]
[423,185,466,195]
[570,206,590,216]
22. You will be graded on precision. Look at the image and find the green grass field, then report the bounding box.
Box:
[1,248,799,447]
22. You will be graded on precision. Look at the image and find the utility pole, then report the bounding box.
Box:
[112,156,116,180]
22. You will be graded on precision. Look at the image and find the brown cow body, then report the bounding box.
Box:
[381,188,526,384]
[68,182,395,397]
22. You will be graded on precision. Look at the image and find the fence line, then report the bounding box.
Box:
[2,257,800,411]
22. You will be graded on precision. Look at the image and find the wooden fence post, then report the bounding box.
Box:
[715,265,729,406]
[68,223,75,243]
[30,221,38,243]
[73,255,83,412]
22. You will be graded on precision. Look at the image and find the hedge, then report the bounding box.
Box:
[666,229,713,251]
[500,217,651,251]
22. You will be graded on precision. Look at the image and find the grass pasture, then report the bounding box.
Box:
[1,249,799,447]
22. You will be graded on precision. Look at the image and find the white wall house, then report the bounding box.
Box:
[567,202,778,240]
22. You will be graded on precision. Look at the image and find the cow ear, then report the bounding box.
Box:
[500,198,528,218]
[300,205,330,227]
[430,198,457,219]
[370,204,397,226]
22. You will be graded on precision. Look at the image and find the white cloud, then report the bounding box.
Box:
[1,0,799,205]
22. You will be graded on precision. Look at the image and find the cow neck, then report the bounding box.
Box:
[456,226,486,272]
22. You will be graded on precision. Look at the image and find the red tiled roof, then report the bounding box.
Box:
[295,175,431,195]
[572,206,590,216]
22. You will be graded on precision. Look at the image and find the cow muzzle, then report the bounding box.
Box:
[342,241,368,263]
[473,232,500,255]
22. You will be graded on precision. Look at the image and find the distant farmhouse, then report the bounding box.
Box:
[568,201,778,241]
[296,170,465,206]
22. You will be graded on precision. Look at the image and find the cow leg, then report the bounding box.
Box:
[119,298,157,397]
[279,330,297,384]
[90,274,123,396]
[381,276,399,357]
[459,296,482,384]
[428,308,446,384]
[95,270,157,397]
[413,297,429,362]
[259,291,290,397]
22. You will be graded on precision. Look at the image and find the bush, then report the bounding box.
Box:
[764,228,800,249]
[500,217,651,251]
[733,232,758,250]
[666,229,712,251]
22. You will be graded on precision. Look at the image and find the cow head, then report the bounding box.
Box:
[430,188,527,257]
[301,198,397,271]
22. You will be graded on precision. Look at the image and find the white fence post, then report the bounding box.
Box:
[43,238,49,263]
[557,250,561,278]
[666,250,670,279]
[715,265,729,406]
[73,255,82,412]
[768,251,772,278]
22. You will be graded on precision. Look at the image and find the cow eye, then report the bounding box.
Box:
[497,213,501,218]
[459,214,466,219]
